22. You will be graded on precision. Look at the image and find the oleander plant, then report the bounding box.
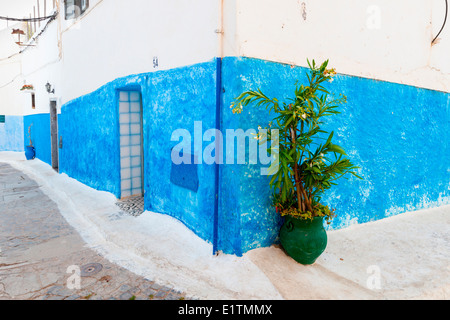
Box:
[231,59,362,264]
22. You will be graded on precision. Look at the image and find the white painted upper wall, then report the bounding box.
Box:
[20,11,61,116]
[225,0,450,93]
[60,0,219,103]
[4,0,449,117]
[0,24,24,116]
[16,0,220,114]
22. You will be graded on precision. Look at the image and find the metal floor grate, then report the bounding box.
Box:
[116,196,144,217]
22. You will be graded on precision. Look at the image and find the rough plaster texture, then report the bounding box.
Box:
[59,87,120,196]
[221,57,450,253]
[22,57,450,256]
[58,61,218,248]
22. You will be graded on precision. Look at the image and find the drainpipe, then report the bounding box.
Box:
[213,0,224,255]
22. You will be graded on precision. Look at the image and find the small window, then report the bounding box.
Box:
[0,115,5,123]
[65,0,89,20]
[31,93,36,109]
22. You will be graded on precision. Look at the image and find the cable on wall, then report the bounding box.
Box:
[432,0,448,44]
[0,13,57,22]
[0,12,58,62]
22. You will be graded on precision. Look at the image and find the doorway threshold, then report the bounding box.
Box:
[116,195,144,217]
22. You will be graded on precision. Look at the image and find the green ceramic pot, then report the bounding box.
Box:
[280,215,328,265]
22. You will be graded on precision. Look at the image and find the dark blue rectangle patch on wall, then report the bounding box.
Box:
[170,150,199,192]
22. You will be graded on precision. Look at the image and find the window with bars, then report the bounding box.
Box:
[64,0,89,20]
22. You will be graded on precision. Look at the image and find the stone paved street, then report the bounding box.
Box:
[0,162,188,300]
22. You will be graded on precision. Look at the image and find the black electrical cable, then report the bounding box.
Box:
[0,13,58,62]
[432,0,448,44]
[0,13,57,22]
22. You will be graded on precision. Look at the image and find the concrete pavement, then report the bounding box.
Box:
[0,161,189,300]
[0,151,449,300]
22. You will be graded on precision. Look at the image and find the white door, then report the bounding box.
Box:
[119,91,143,198]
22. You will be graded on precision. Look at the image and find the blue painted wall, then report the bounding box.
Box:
[23,114,52,166]
[0,116,24,152]
[58,61,218,246]
[142,63,217,244]
[48,56,450,256]
[59,87,121,196]
[220,57,450,254]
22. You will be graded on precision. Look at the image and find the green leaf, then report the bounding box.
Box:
[325,131,334,146]
[328,143,347,155]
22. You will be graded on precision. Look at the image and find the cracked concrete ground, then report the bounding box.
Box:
[0,162,189,300]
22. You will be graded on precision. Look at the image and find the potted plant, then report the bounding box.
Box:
[25,123,36,160]
[20,84,34,92]
[231,59,362,265]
